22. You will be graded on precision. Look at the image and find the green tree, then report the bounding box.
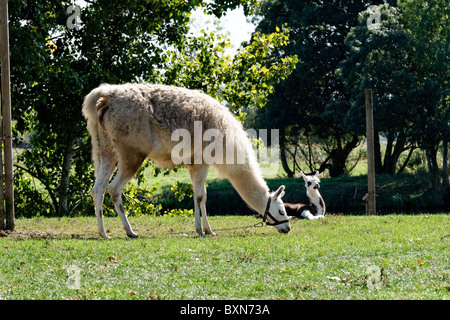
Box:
[399,0,449,190]
[342,1,448,188]
[340,4,424,175]
[163,26,297,117]
[251,0,391,177]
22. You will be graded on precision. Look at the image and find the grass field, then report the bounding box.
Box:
[0,214,448,300]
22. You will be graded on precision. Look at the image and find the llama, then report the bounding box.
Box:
[82,83,291,237]
[284,171,326,220]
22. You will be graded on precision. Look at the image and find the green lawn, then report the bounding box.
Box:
[0,214,448,300]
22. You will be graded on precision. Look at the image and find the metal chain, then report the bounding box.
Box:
[161,220,266,236]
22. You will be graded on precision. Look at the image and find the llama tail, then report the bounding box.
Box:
[82,84,112,128]
[82,84,114,175]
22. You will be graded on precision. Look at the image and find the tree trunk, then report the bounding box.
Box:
[57,138,76,215]
[382,133,396,174]
[279,130,294,178]
[280,144,294,178]
[443,134,449,188]
[397,146,415,174]
[328,135,360,177]
[388,130,407,174]
[374,131,383,174]
[381,131,407,175]
[426,147,441,191]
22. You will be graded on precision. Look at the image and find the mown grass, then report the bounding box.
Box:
[0,214,448,300]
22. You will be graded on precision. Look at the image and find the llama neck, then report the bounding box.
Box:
[307,189,325,216]
[225,165,269,214]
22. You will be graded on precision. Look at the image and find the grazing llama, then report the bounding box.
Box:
[82,83,291,237]
[284,171,326,220]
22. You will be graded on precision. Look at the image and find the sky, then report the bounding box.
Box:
[188,6,256,55]
[72,1,256,56]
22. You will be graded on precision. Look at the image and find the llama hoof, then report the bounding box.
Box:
[127,232,138,238]
[204,229,216,236]
[99,232,110,239]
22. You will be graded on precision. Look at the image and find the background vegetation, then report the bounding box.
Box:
[4,0,449,219]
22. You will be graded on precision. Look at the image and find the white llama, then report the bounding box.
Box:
[82,83,291,237]
[284,171,326,220]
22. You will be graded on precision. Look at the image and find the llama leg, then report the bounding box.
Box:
[192,191,203,237]
[301,210,323,220]
[197,167,215,236]
[199,184,214,236]
[188,165,206,236]
[91,154,117,238]
[200,193,215,235]
[108,153,145,238]
[188,165,215,236]
[301,210,315,220]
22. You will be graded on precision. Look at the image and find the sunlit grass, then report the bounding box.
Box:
[0,214,448,300]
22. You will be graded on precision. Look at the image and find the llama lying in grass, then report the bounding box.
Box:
[82,83,291,237]
[284,171,326,220]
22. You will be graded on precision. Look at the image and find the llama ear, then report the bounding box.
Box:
[301,171,307,180]
[272,185,285,200]
[315,171,320,178]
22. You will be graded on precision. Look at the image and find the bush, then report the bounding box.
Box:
[14,171,51,218]
[120,182,162,217]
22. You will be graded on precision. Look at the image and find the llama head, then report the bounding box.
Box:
[266,185,291,234]
[301,171,321,191]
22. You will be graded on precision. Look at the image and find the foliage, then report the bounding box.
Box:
[252,0,448,186]
[120,183,162,217]
[341,0,449,186]
[8,0,448,219]
[170,181,194,203]
[13,171,49,218]
[398,0,450,189]
[251,0,389,177]
[340,4,426,175]
[163,26,297,119]
[196,171,446,215]
[163,208,194,217]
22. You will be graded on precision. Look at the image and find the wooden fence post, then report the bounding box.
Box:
[0,98,3,230]
[0,0,15,230]
[365,89,376,215]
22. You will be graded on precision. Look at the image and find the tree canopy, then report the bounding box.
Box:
[251,0,448,186]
